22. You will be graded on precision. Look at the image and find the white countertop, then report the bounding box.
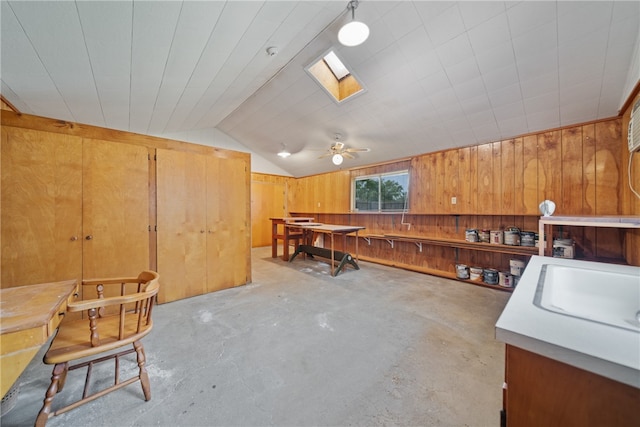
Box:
[495,255,640,388]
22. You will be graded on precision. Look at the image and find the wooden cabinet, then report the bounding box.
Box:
[1,129,150,289]
[1,127,82,287]
[504,345,640,426]
[156,150,249,303]
[82,139,150,279]
[1,111,251,304]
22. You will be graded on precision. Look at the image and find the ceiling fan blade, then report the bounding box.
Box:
[342,152,355,159]
[318,152,332,159]
[345,147,371,153]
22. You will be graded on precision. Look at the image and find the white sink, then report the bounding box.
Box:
[534,264,640,332]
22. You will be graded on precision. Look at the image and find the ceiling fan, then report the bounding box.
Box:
[318,134,370,165]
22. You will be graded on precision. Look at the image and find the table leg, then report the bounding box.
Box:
[283,224,290,261]
[330,233,335,277]
[272,221,278,258]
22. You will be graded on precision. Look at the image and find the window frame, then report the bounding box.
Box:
[351,170,410,212]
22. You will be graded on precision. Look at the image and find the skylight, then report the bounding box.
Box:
[305,49,366,104]
[323,51,350,80]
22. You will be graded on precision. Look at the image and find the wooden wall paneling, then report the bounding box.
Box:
[435,151,446,213]
[82,139,150,279]
[582,124,597,214]
[409,157,429,213]
[251,180,285,248]
[537,131,562,213]
[445,149,459,214]
[522,135,539,214]
[594,120,624,258]
[477,143,494,214]
[1,127,83,288]
[513,138,525,215]
[156,149,207,303]
[561,126,585,214]
[491,141,502,213]
[593,120,622,215]
[457,146,477,214]
[501,139,516,215]
[287,177,301,213]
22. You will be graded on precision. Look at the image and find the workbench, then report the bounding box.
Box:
[287,223,365,276]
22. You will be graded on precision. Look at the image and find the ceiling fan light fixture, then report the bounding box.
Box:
[277,144,291,158]
[338,1,369,47]
[332,153,344,165]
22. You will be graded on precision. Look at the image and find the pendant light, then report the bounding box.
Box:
[338,0,369,47]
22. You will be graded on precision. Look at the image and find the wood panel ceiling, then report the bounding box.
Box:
[2,1,639,177]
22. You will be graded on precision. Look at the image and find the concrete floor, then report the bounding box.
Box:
[2,246,511,427]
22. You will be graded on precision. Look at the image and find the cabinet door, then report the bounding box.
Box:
[82,139,149,279]
[206,156,249,292]
[156,149,207,303]
[1,127,82,288]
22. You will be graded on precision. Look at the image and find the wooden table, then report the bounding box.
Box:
[1,280,78,398]
[287,223,366,276]
[269,217,315,261]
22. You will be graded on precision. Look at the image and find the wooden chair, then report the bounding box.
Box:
[35,271,160,426]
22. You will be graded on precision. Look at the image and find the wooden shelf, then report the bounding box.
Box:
[538,215,640,256]
[356,233,538,256]
[357,255,513,293]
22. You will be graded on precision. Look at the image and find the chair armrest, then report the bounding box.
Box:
[66,289,158,313]
[81,277,139,286]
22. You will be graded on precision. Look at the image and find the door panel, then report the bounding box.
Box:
[207,156,249,292]
[82,139,149,279]
[156,149,207,303]
[1,127,82,288]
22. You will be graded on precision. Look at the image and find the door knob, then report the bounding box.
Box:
[70,236,78,241]
[85,235,93,240]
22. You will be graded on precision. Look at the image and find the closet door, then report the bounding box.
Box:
[1,127,82,288]
[156,149,207,303]
[206,155,250,292]
[82,139,149,279]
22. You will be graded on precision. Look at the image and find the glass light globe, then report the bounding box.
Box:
[338,21,369,47]
[332,154,344,165]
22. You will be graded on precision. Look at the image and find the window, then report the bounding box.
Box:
[353,171,409,212]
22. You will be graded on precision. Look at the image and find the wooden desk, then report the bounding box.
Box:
[269,217,315,261]
[1,280,78,398]
[288,223,366,276]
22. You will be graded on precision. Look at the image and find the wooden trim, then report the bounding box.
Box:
[619,79,640,116]
[148,148,157,273]
[0,110,250,161]
[0,95,20,113]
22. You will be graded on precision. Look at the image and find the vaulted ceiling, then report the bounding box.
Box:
[2,1,639,177]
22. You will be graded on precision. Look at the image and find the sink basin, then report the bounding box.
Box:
[534,264,640,332]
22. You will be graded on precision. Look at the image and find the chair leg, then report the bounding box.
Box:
[35,362,67,427]
[133,341,151,401]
